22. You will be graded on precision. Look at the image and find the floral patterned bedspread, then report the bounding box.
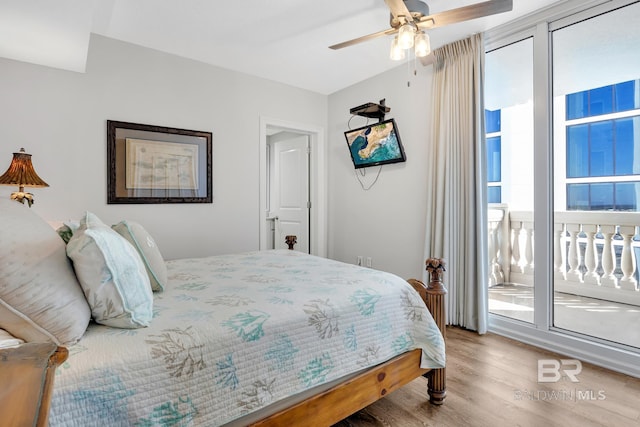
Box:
[49,250,445,426]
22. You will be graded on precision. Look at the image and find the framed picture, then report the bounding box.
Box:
[107,120,212,204]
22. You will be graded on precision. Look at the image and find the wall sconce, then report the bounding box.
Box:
[0,148,49,207]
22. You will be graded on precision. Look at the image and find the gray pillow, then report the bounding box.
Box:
[67,212,153,328]
[112,220,167,292]
[0,199,91,345]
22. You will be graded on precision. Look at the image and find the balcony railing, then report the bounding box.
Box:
[488,205,640,306]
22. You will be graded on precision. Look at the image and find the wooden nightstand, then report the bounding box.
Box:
[0,343,68,427]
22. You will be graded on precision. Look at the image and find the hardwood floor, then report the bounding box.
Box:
[333,327,640,427]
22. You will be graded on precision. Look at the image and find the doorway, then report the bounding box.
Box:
[259,117,327,257]
[267,133,310,252]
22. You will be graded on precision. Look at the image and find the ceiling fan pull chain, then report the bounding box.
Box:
[407,52,411,87]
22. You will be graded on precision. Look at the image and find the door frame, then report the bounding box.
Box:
[259,116,327,257]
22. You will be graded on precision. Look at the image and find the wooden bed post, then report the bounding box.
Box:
[408,258,447,405]
[0,343,68,426]
[424,257,447,405]
[285,235,297,250]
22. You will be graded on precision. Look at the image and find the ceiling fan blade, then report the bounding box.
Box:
[329,27,398,50]
[417,0,513,29]
[385,0,414,22]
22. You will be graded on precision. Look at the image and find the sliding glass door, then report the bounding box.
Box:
[551,1,640,349]
[486,0,640,376]
[485,38,535,323]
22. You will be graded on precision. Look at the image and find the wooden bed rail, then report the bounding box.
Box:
[283,234,446,404]
[256,257,448,425]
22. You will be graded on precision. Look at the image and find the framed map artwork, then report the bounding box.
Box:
[107,121,212,204]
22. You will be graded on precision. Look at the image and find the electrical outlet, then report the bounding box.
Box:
[357,256,363,266]
[366,257,372,267]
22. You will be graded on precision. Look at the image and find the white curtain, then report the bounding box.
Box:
[423,33,488,333]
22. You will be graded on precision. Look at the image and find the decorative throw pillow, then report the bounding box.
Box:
[66,212,153,328]
[0,198,91,345]
[56,220,80,244]
[56,224,74,243]
[112,220,167,292]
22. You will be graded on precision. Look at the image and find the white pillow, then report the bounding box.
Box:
[112,220,167,292]
[66,212,153,328]
[0,328,24,349]
[0,198,91,345]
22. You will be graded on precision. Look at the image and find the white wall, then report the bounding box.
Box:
[327,65,434,280]
[0,33,434,280]
[0,34,327,260]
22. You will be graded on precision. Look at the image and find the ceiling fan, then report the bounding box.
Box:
[330,0,513,64]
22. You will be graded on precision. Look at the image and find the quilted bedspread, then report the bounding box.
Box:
[49,250,445,426]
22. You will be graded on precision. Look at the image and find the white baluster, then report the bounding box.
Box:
[582,224,599,285]
[566,223,582,282]
[488,207,507,286]
[523,222,534,275]
[599,225,617,288]
[499,209,511,283]
[491,218,505,284]
[488,220,497,286]
[511,222,523,274]
[619,225,638,291]
[554,222,566,281]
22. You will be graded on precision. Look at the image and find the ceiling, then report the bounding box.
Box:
[0,0,566,95]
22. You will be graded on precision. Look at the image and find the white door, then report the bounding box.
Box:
[269,135,310,252]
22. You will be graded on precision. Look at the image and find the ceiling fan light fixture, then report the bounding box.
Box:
[414,32,431,57]
[389,36,405,61]
[397,22,415,49]
[330,0,515,66]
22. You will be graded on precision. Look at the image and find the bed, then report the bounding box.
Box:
[0,201,446,426]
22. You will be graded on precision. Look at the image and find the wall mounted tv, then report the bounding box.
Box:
[344,118,406,169]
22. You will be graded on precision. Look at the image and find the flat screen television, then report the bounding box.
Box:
[344,118,406,169]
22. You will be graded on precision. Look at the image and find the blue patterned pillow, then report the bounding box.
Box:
[66,212,153,328]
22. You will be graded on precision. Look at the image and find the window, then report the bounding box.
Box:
[566,79,640,119]
[564,79,640,210]
[485,109,502,203]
